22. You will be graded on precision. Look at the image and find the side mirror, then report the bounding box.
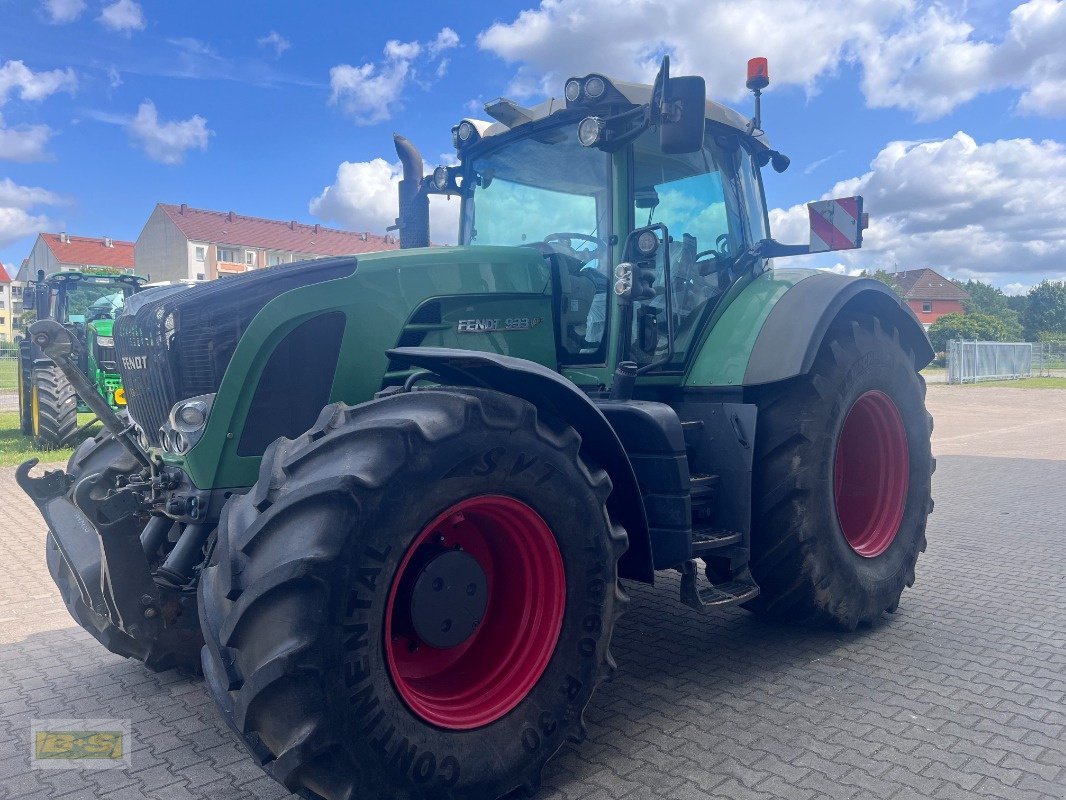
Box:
[650,56,706,156]
[807,196,867,253]
[659,76,706,155]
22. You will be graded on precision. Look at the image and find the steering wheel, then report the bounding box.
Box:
[543,232,608,265]
[696,234,733,276]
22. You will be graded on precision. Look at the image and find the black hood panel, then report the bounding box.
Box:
[114,257,358,444]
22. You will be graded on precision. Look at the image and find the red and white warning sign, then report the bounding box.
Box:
[807,196,865,253]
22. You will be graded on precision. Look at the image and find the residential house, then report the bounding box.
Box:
[0,263,13,342]
[135,204,399,283]
[15,232,136,282]
[892,268,971,330]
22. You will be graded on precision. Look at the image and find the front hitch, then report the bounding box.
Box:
[17,458,162,639]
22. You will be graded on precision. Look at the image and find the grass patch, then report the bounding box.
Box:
[0,359,16,391]
[953,377,1066,389]
[0,411,102,468]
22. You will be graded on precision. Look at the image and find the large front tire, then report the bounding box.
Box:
[199,388,627,800]
[31,364,77,448]
[747,314,934,629]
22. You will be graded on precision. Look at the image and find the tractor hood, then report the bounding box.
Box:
[114,245,555,489]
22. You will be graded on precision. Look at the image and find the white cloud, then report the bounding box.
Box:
[98,0,145,33]
[0,113,54,162]
[258,30,291,56]
[127,100,212,165]
[0,60,77,104]
[769,132,1066,284]
[0,178,62,209]
[429,27,460,57]
[108,66,122,88]
[329,28,461,125]
[478,0,909,100]
[476,0,1066,119]
[310,158,461,245]
[862,0,1066,120]
[1002,282,1031,296]
[42,0,86,23]
[0,178,63,248]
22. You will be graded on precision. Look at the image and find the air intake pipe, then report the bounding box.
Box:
[393,134,430,249]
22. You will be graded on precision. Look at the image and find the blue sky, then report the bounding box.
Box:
[1,0,1064,292]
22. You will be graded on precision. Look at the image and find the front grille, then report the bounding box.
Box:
[114,257,358,445]
[94,344,118,371]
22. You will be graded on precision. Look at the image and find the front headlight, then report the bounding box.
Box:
[95,336,115,348]
[164,394,215,454]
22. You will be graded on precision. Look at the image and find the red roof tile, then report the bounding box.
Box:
[158,204,398,255]
[0,263,11,283]
[891,268,971,301]
[42,233,135,270]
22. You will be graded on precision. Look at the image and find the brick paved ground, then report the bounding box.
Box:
[0,386,1064,799]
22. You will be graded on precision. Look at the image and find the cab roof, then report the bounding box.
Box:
[471,78,770,148]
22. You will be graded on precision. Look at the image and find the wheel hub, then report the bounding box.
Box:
[834,389,910,558]
[384,495,567,730]
[409,550,488,649]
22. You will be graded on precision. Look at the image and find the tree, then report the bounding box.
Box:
[952,279,1024,340]
[859,269,903,298]
[1022,281,1066,341]
[926,312,1014,353]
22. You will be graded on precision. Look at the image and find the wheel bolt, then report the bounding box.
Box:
[441,619,452,633]
[466,583,477,595]
[432,577,444,591]
[143,607,157,619]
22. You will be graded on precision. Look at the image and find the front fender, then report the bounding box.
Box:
[387,347,654,583]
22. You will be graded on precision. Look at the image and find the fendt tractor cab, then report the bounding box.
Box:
[17,268,146,446]
[20,58,934,800]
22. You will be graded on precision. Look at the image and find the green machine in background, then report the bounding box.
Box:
[17,269,146,446]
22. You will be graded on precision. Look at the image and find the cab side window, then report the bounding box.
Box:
[631,132,736,363]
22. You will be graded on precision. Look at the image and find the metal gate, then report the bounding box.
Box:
[0,341,18,412]
[947,340,1032,384]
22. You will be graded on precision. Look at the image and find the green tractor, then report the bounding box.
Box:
[17,269,146,446]
[19,58,933,800]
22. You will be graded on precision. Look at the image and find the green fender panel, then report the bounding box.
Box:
[685,268,933,388]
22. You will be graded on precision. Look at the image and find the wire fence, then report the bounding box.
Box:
[947,340,1033,384]
[1032,341,1066,377]
[0,341,19,412]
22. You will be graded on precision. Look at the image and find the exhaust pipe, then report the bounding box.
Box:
[393,133,430,249]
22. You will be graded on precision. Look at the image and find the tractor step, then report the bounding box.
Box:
[680,419,704,446]
[689,473,718,510]
[691,527,743,554]
[679,560,759,612]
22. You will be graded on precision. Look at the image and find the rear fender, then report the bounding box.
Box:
[743,274,934,385]
[387,347,655,583]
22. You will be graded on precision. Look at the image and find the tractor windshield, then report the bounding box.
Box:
[53,278,136,323]
[462,123,611,263]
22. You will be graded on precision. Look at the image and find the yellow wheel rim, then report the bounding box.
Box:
[31,384,40,437]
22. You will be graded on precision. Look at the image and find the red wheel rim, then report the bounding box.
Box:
[834,390,909,558]
[384,495,566,730]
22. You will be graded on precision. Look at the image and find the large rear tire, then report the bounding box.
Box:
[30,364,77,448]
[45,422,204,672]
[199,388,627,800]
[747,314,934,629]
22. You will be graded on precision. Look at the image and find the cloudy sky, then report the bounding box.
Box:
[1,0,1064,292]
